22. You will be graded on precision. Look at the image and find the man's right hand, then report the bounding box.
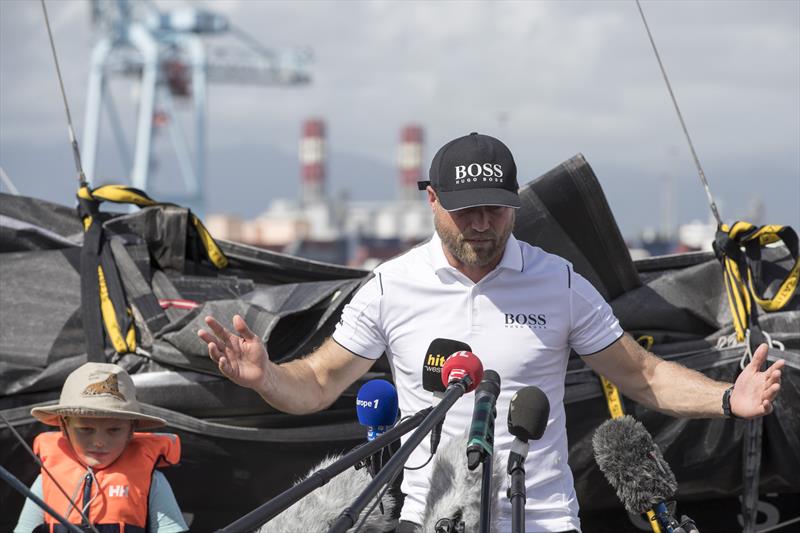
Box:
[198,314,269,391]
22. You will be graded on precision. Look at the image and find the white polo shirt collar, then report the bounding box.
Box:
[428,232,523,281]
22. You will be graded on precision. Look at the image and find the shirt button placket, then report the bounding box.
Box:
[470,285,480,332]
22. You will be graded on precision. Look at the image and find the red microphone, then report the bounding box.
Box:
[441,351,484,393]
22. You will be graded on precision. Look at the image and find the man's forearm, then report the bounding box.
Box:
[256,357,329,415]
[636,355,731,418]
[252,338,373,416]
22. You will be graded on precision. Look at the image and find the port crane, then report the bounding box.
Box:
[83,0,311,215]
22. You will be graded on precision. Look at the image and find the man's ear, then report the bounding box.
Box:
[426,186,438,208]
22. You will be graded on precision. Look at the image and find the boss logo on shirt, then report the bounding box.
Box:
[504,313,547,329]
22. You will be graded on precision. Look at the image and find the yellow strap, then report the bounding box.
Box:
[77,185,94,201]
[90,185,156,207]
[749,260,800,311]
[600,375,625,419]
[637,335,654,351]
[191,214,228,269]
[718,221,799,340]
[79,184,228,270]
[97,266,136,353]
[647,510,663,533]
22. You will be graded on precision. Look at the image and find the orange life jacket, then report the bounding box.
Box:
[33,431,180,533]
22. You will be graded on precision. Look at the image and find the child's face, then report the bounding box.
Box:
[63,417,134,470]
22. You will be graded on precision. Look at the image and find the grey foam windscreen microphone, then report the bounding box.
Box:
[260,455,396,533]
[591,415,678,515]
[421,433,506,533]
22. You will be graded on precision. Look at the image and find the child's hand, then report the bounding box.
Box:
[199,314,269,391]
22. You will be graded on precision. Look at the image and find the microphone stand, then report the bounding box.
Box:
[507,453,526,533]
[479,450,493,533]
[216,407,432,533]
[326,378,471,533]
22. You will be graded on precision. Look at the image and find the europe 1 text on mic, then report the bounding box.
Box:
[356,379,399,441]
[423,338,473,454]
[506,386,550,533]
[592,415,700,533]
[466,369,501,471]
[356,379,399,478]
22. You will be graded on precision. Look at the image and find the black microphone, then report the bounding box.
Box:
[506,386,550,533]
[466,369,501,471]
[423,338,472,454]
[507,386,550,467]
[421,433,505,533]
[592,415,699,533]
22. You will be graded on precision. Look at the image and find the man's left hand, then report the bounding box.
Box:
[731,343,785,418]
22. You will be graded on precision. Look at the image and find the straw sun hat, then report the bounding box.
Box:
[31,363,166,429]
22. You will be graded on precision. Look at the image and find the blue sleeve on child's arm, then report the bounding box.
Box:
[149,470,189,533]
[14,474,45,533]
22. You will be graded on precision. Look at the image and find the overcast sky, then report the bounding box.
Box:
[1,0,798,240]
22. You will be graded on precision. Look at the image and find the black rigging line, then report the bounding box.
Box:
[635,0,723,227]
[39,0,87,187]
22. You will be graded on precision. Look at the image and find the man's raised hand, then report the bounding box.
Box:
[198,314,269,390]
[731,343,785,418]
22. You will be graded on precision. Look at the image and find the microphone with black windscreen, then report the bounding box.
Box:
[592,415,699,533]
[506,386,550,533]
[423,338,472,454]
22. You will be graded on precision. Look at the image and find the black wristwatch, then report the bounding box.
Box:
[722,386,738,419]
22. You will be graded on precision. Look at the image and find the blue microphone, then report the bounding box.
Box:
[356,379,399,440]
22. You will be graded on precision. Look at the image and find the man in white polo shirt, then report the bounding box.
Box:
[198,133,784,532]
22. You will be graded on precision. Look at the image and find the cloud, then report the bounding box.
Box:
[1,0,797,236]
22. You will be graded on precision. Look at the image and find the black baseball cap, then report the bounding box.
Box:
[418,132,520,211]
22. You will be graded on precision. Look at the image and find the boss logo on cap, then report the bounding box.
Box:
[454,163,504,184]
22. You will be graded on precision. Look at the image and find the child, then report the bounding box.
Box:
[14,363,188,533]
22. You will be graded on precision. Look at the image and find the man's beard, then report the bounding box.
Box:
[434,210,514,268]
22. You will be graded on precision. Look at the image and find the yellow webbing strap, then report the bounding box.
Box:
[598,334,661,532]
[191,214,228,269]
[97,265,136,353]
[600,376,625,420]
[647,512,663,533]
[78,184,228,269]
[85,184,157,207]
[77,183,226,356]
[716,221,799,341]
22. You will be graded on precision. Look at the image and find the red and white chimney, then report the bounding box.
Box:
[398,124,423,200]
[299,119,326,204]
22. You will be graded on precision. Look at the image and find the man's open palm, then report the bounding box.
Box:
[198,314,268,390]
[731,343,784,418]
